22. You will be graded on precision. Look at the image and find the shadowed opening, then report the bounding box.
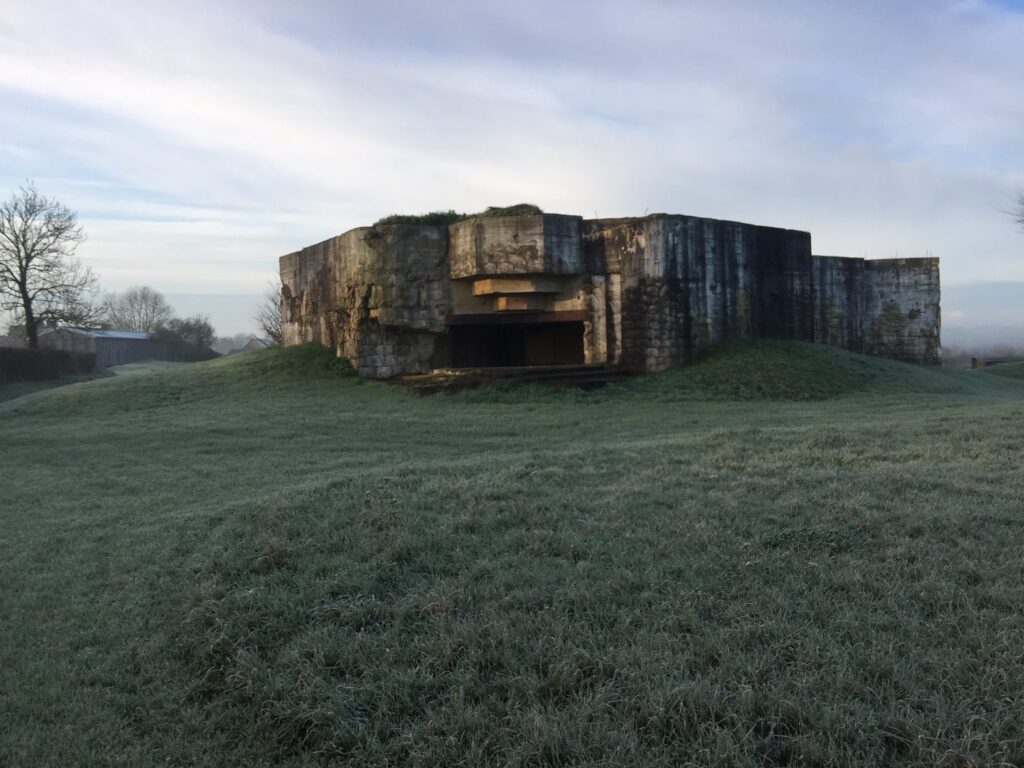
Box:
[450,321,585,367]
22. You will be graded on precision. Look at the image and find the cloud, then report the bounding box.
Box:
[0,0,1022,332]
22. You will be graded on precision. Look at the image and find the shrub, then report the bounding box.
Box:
[373,204,544,228]
[154,316,219,362]
[0,347,96,382]
[374,210,469,227]
[480,203,543,216]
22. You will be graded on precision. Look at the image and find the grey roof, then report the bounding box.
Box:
[52,327,154,340]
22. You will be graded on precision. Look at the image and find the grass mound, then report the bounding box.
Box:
[1,344,357,419]
[204,342,355,380]
[0,370,112,403]
[616,340,978,401]
[982,361,1024,380]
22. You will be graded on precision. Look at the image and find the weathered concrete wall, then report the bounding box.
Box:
[812,256,866,352]
[450,214,583,278]
[281,223,450,377]
[811,255,940,364]
[583,215,812,371]
[864,258,941,364]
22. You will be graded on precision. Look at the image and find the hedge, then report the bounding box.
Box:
[0,347,96,383]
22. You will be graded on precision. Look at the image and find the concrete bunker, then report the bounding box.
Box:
[280,207,941,378]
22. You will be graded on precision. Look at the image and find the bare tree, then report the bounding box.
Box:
[0,182,100,348]
[255,280,283,345]
[104,285,173,332]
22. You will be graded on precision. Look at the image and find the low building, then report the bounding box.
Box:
[38,328,168,368]
[228,337,272,354]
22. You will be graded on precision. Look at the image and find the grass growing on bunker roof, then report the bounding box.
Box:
[2,342,1024,767]
[479,202,543,216]
[373,203,544,228]
[373,210,470,227]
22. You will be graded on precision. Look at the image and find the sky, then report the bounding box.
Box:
[1,0,1023,335]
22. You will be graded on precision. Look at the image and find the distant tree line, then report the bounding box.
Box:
[155,316,218,362]
[1,181,281,362]
[941,343,1024,369]
[103,285,216,361]
[213,333,253,356]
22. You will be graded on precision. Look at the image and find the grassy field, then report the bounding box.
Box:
[0,370,113,403]
[0,362,183,404]
[1,342,1023,767]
